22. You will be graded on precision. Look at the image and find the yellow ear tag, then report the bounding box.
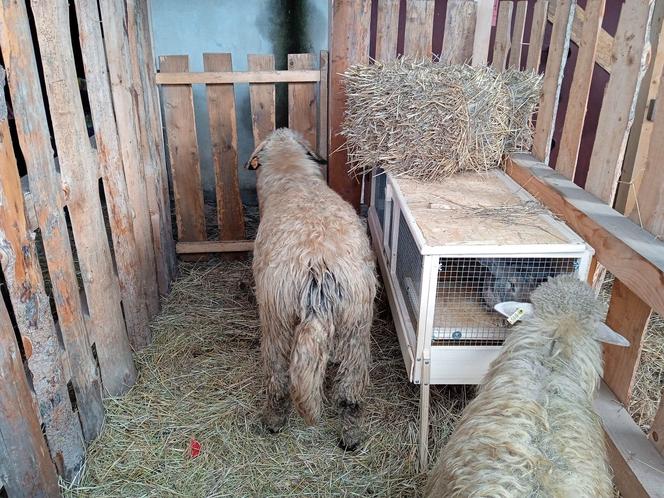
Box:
[507,307,526,325]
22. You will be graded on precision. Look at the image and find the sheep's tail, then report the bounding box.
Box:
[289,269,338,425]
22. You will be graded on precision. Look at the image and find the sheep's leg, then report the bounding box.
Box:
[261,322,292,433]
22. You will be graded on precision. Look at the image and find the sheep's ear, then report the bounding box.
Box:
[594,323,630,347]
[293,133,327,165]
[494,302,533,324]
[245,138,268,170]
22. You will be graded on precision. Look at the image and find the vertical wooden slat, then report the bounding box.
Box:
[0,298,60,496]
[31,0,136,395]
[532,0,575,163]
[328,0,371,210]
[472,0,494,66]
[318,50,329,161]
[526,0,550,71]
[160,55,207,243]
[492,2,514,70]
[74,0,151,348]
[403,0,435,57]
[651,396,664,455]
[99,0,160,315]
[0,0,89,478]
[248,54,277,145]
[203,53,245,241]
[555,0,606,180]
[288,53,317,148]
[441,0,477,64]
[585,1,654,204]
[376,0,400,61]
[508,1,528,69]
[603,280,652,405]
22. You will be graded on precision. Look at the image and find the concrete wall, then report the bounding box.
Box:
[151,0,328,205]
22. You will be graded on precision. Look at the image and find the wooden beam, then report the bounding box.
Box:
[595,382,664,498]
[176,240,254,254]
[650,394,664,455]
[156,70,321,85]
[505,154,664,317]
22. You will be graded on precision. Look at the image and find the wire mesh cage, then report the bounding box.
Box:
[396,212,423,328]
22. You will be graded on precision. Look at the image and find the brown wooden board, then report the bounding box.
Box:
[492,1,513,71]
[376,0,400,61]
[555,0,606,181]
[472,0,493,66]
[156,70,320,85]
[288,54,317,150]
[177,240,254,254]
[99,0,160,315]
[0,0,89,478]
[526,0,549,71]
[651,396,664,455]
[31,0,136,396]
[0,298,60,496]
[248,54,277,144]
[441,0,477,65]
[318,51,329,162]
[403,0,435,57]
[204,53,245,241]
[508,1,528,69]
[160,55,207,243]
[585,1,654,205]
[328,0,371,210]
[74,0,151,349]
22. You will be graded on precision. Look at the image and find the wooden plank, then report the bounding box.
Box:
[526,0,549,71]
[403,0,435,57]
[318,50,329,161]
[328,0,371,210]
[156,70,321,85]
[472,0,494,66]
[505,154,664,317]
[603,280,652,405]
[99,0,160,315]
[0,298,60,496]
[618,0,664,216]
[548,1,614,73]
[376,0,400,61]
[532,0,574,163]
[0,0,90,478]
[204,53,245,241]
[651,395,664,455]
[492,1,514,71]
[74,0,151,349]
[160,55,207,242]
[555,0,606,180]
[585,1,654,205]
[176,240,254,254]
[441,0,477,65]
[31,0,136,395]
[248,54,276,145]
[288,53,317,149]
[508,1,528,69]
[595,382,664,498]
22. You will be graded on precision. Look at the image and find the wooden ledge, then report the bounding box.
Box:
[176,240,254,254]
[505,153,664,317]
[156,70,321,85]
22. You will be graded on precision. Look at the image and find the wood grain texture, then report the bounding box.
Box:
[404,0,435,57]
[160,55,207,242]
[585,0,654,204]
[288,53,317,149]
[508,1,528,69]
[603,280,652,405]
[99,0,160,314]
[506,154,664,317]
[204,53,245,241]
[376,0,400,61]
[74,0,151,349]
[492,1,513,70]
[0,298,60,496]
[328,0,371,210]
[156,70,320,84]
[473,0,494,66]
[441,0,477,64]
[176,240,254,254]
[651,395,664,455]
[555,0,606,180]
[0,0,89,479]
[532,0,574,163]
[526,0,549,71]
[31,0,136,395]
[318,50,329,161]
[248,54,277,145]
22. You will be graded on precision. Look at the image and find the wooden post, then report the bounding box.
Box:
[328,0,372,211]
[492,2,514,71]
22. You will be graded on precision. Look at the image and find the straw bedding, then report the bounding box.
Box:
[342,58,542,181]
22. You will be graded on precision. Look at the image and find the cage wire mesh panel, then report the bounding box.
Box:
[374,169,387,231]
[395,212,423,328]
[433,257,580,344]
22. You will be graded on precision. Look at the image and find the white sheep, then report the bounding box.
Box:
[248,128,376,450]
[425,274,627,497]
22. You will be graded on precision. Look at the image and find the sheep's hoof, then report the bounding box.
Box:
[338,429,363,452]
[262,412,287,434]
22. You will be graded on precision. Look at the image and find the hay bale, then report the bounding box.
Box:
[342,58,542,181]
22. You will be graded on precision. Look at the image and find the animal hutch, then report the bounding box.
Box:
[0,0,663,496]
